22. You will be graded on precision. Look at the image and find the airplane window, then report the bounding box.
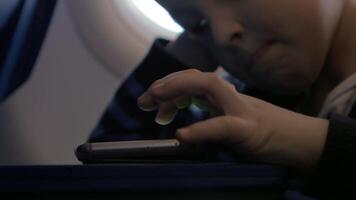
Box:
[131,0,183,33]
[67,0,184,78]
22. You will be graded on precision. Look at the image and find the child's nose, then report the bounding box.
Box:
[210,19,245,47]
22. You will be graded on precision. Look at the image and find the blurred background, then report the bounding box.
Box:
[0,0,182,165]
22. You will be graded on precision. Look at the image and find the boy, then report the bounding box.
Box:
[91,0,356,198]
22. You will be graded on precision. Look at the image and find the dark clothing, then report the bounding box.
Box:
[307,113,356,199]
[89,39,356,199]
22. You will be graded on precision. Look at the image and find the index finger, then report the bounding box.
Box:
[141,70,243,115]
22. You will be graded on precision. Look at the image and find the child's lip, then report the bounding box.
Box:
[249,40,275,67]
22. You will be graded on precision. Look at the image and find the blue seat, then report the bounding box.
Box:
[0,0,56,102]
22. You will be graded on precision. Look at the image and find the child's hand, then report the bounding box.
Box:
[137,69,329,172]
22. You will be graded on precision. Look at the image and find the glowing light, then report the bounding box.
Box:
[131,0,183,33]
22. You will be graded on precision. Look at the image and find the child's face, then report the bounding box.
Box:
[197,0,340,94]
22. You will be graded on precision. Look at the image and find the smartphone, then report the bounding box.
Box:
[75,139,206,163]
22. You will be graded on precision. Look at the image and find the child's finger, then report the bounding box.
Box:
[176,116,248,145]
[152,70,193,86]
[155,101,178,125]
[137,92,158,111]
[150,70,242,114]
[174,96,191,109]
[137,71,192,111]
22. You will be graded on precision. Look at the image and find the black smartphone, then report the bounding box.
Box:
[75,139,206,163]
